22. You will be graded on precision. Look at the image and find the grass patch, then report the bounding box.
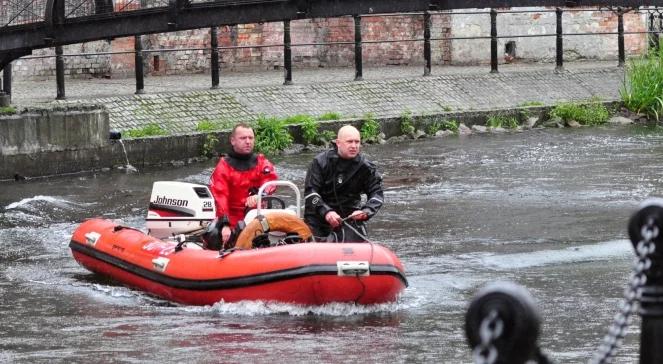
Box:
[254,115,293,154]
[360,113,380,143]
[550,99,610,125]
[486,115,519,129]
[196,119,223,132]
[621,44,663,120]
[317,112,342,121]
[519,101,545,107]
[0,106,17,114]
[124,123,168,138]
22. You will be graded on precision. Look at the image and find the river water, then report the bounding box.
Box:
[2,125,663,363]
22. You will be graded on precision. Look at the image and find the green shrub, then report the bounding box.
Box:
[125,123,168,138]
[550,99,610,125]
[428,119,460,135]
[360,113,380,143]
[621,44,663,120]
[317,112,342,121]
[486,115,519,129]
[202,134,219,157]
[254,115,293,154]
[400,110,415,135]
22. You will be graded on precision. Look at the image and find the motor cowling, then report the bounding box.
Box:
[145,181,216,239]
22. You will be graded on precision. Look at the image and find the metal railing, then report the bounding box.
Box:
[3,6,662,99]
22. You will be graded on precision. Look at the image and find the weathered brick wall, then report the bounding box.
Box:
[8,9,649,80]
[452,8,647,64]
[13,42,112,80]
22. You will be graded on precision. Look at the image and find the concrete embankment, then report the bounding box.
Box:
[2,63,629,181]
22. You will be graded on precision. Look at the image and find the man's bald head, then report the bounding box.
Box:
[335,125,361,159]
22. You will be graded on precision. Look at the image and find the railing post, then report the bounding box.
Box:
[556,7,564,72]
[283,19,293,85]
[617,7,625,67]
[210,26,220,89]
[3,63,12,101]
[354,14,363,81]
[627,200,663,364]
[490,8,498,73]
[55,46,66,100]
[423,11,432,76]
[134,35,145,94]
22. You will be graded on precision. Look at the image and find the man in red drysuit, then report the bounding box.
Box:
[209,123,278,245]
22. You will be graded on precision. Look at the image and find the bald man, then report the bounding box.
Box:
[304,125,384,242]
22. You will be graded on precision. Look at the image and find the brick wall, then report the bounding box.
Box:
[9,10,649,80]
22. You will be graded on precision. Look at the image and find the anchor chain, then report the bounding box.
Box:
[473,309,504,364]
[589,219,658,364]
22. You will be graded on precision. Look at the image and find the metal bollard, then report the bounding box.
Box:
[627,198,663,364]
[465,281,542,364]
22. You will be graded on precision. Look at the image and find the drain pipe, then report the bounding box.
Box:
[109,130,122,141]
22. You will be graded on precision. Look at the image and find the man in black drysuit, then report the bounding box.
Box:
[304,125,384,242]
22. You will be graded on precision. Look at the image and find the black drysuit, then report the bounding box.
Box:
[304,148,384,242]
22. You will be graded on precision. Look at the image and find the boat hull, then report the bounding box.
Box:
[70,219,407,306]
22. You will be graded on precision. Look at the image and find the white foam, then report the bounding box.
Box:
[4,195,88,210]
[481,239,632,269]
[188,299,407,316]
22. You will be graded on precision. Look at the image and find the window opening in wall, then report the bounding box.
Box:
[505,41,517,63]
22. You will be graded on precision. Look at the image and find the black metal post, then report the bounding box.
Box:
[617,7,625,67]
[555,8,564,72]
[3,63,12,101]
[134,35,145,94]
[490,8,498,73]
[423,11,432,76]
[354,15,363,81]
[55,46,66,100]
[627,201,663,364]
[283,20,293,85]
[210,26,220,89]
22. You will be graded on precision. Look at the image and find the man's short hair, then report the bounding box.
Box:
[231,123,253,137]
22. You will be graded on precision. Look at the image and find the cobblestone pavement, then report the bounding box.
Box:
[12,61,626,133]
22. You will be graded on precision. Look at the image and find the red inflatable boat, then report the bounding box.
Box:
[70,219,407,306]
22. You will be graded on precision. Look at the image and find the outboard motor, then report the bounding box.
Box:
[146,181,216,239]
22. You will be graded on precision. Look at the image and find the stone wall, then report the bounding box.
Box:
[0,105,111,179]
[451,8,647,64]
[9,8,649,80]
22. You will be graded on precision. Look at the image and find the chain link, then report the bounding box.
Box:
[473,309,504,364]
[589,219,658,364]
